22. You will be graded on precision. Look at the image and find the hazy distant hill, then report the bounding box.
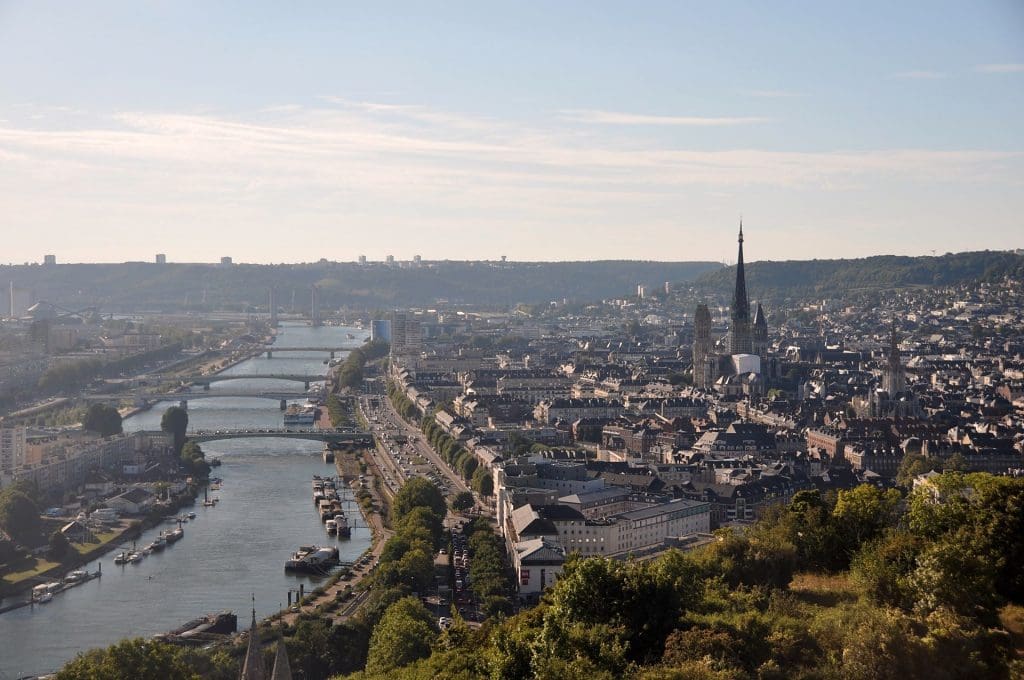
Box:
[1,260,721,312]
[696,250,1024,300]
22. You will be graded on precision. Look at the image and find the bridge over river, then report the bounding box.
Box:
[143,428,374,445]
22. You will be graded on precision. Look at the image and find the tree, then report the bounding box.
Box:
[895,453,936,487]
[0,489,42,545]
[471,467,494,497]
[55,639,199,680]
[391,477,447,522]
[160,406,189,454]
[394,505,444,549]
[365,596,438,674]
[180,440,209,477]
[82,403,123,437]
[451,491,474,512]
[832,484,901,560]
[49,529,72,560]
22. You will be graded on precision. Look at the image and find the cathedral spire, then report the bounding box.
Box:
[240,595,266,680]
[731,219,749,326]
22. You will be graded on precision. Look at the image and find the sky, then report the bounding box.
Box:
[0,1,1022,265]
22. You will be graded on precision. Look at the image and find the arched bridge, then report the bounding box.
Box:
[178,429,374,445]
[179,374,326,385]
[84,390,308,403]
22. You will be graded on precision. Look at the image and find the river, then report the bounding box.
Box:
[0,323,372,679]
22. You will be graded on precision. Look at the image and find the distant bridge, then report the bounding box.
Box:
[182,429,374,445]
[83,390,308,403]
[264,346,353,353]
[262,345,357,358]
[178,374,326,385]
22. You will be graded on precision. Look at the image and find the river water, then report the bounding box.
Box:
[0,323,372,679]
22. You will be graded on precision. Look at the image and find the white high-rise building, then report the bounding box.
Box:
[1,426,27,481]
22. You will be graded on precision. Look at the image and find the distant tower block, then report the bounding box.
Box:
[413,254,422,265]
[358,255,367,265]
[43,254,56,266]
[386,255,395,265]
[268,288,278,327]
[311,285,322,327]
[693,303,714,388]
[664,281,671,295]
[637,284,646,299]
[220,256,233,265]
[155,254,167,264]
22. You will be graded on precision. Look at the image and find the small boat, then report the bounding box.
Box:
[128,551,144,564]
[187,511,196,520]
[64,569,88,584]
[148,536,166,552]
[33,582,59,603]
[326,519,337,535]
[284,545,340,572]
[166,527,184,543]
[114,551,128,565]
[335,513,351,539]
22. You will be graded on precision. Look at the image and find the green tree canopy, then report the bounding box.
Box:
[160,406,189,453]
[364,596,438,674]
[82,403,123,437]
[391,477,446,522]
[451,491,474,512]
[55,639,199,680]
[0,489,42,545]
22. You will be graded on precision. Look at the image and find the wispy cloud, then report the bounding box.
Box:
[976,63,1024,74]
[745,89,802,98]
[890,70,947,80]
[0,101,1021,262]
[559,109,770,127]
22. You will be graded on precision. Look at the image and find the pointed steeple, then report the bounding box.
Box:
[270,641,294,680]
[752,302,766,327]
[239,596,266,680]
[731,220,750,326]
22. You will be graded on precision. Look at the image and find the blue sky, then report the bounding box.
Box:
[1,1,1022,264]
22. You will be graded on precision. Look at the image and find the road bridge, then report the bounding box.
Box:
[176,429,374,445]
[262,345,356,358]
[177,374,325,385]
[83,390,308,403]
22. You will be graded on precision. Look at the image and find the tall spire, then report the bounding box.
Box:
[270,641,294,680]
[240,595,266,680]
[731,219,749,326]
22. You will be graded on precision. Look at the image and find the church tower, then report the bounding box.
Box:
[882,323,906,395]
[727,222,752,354]
[692,303,713,388]
[752,303,768,359]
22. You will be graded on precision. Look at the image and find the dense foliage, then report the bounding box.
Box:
[340,473,1024,680]
[180,441,210,477]
[698,250,1024,298]
[37,343,183,394]
[82,403,123,437]
[336,340,390,390]
[0,487,42,545]
[2,261,719,310]
[160,405,189,454]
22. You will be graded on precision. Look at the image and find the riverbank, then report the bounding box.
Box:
[0,484,202,602]
[275,452,391,627]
